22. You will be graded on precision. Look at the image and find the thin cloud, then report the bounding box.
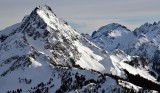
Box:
[0,0,160,33]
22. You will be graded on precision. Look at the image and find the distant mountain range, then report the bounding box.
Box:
[0,5,160,93]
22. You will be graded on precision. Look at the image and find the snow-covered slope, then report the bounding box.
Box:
[0,5,160,93]
[0,5,114,72]
[83,22,160,92]
[110,49,158,83]
[0,6,124,93]
[125,22,160,74]
[85,22,160,73]
[130,22,160,58]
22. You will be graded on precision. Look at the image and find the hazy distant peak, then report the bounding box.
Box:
[91,23,130,38]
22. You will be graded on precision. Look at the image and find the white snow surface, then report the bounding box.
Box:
[110,50,158,83]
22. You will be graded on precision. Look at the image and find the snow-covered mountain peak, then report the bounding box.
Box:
[0,6,122,92]
[21,5,59,30]
[0,5,113,78]
[134,21,160,36]
[36,5,54,13]
[30,5,56,19]
[91,23,130,38]
[97,23,129,32]
[85,23,135,52]
[19,5,80,43]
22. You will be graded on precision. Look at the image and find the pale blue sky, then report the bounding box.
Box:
[0,0,160,34]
